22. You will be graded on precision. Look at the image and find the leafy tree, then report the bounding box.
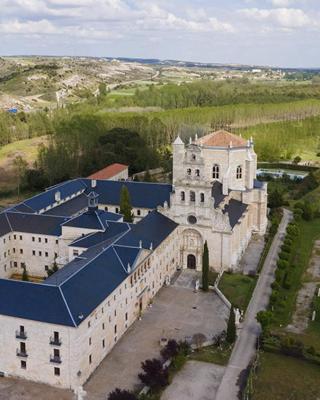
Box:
[160,339,179,361]
[120,186,133,223]
[226,306,236,344]
[256,310,273,333]
[292,155,302,165]
[22,266,29,282]
[138,359,169,390]
[202,241,209,291]
[13,156,28,198]
[107,388,137,400]
[268,188,283,209]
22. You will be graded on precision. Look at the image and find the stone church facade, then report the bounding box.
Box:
[161,130,268,271]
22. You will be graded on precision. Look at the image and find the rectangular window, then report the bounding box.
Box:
[54,349,60,358]
[114,325,117,334]
[45,238,48,243]
[32,250,35,256]
[38,238,41,243]
[102,339,105,348]
[20,249,23,254]
[19,235,22,240]
[45,252,48,257]
[54,367,60,376]
[89,337,92,346]
[89,355,92,364]
[21,360,26,369]
[32,237,35,242]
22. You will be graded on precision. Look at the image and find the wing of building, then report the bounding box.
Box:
[0,130,267,390]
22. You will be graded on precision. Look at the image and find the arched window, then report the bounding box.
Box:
[213,164,220,179]
[200,193,205,203]
[195,169,200,177]
[187,168,192,176]
[190,191,196,202]
[181,191,185,201]
[236,165,242,179]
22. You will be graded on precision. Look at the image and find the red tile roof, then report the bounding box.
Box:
[88,163,128,180]
[197,130,247,148]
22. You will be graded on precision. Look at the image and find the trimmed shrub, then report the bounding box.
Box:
[279,251,290,261]
[281,244,291,253]
[277,259,289,270]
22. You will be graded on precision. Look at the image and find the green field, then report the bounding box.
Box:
[252,352,320,400]
[219,273,257,311]
[0,136,47,166]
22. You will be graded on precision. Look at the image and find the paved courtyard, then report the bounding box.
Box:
[161,361,226,400]
[239,234,265,275]
[85,280,228,399]
[0,377,73,400]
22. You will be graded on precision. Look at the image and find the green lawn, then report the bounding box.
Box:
[0,136,48,165]
[252,352,320,400]
[189,344,232,366]
[219,273,257,311]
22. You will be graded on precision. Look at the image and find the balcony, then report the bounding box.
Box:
[15,330,27,340]
[16,349,28,358]
[50,355,62,364]
[50,337,62,346]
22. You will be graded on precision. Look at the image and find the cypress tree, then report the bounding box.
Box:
[202,241,209,291]
[226,306,236,344]
[120,186,133,223]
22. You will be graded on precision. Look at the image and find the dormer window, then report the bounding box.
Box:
[187,168,192,176]
[213,164,220,179]
[236,165,242,179]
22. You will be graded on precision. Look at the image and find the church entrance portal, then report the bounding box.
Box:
[187,254,196,269]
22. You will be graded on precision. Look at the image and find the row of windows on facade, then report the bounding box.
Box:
[2,248,57,259]
[180,191,205,203]
[3,235,58,245]
[186,165,243,179]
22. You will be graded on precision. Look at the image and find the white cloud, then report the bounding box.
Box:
[270,0,294,6]
[240,7,316,29]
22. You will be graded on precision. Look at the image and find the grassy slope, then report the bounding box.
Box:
[252,352,320,400]
[0,136,48,166]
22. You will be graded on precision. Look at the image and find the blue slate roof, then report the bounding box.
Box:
[82,179,172,209]
[20,179,87,213]
[223,199,248,228]
[44,193,88,217]
[0,280,75,327]
[0,177,178,327]
[63,210,121,231]
[6,212,68,236]
[117,210,178,250]
[71,221,130,248]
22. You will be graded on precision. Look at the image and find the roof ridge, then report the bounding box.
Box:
[58,286,77,327]
[4,212,13,232]
[60,224,131,286]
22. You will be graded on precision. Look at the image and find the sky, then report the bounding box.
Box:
[0,0,320,68]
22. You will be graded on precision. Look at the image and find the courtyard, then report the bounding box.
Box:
[84,275,229,399]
